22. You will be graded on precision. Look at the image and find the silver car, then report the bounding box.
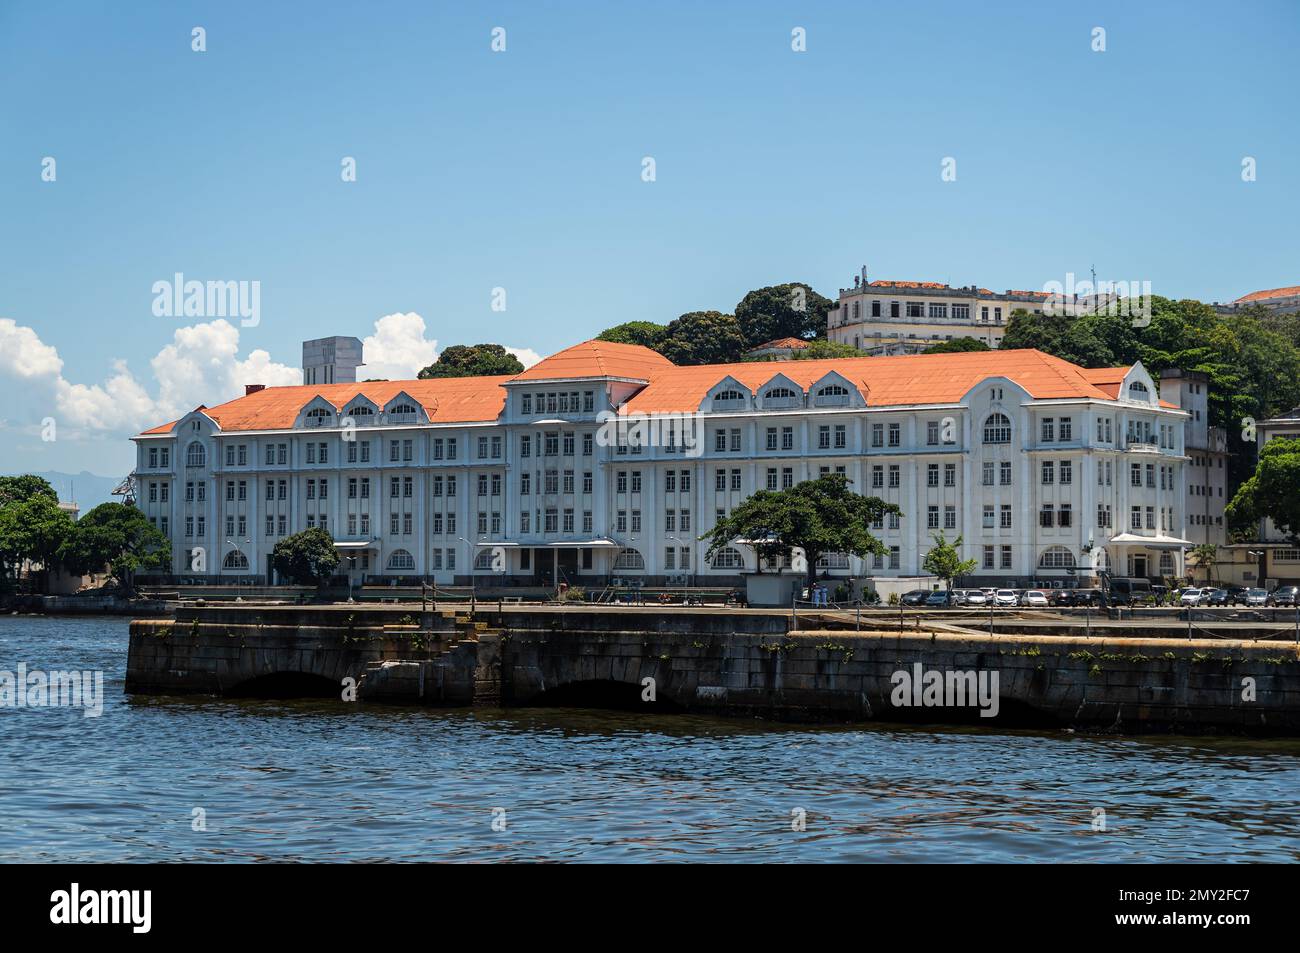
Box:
[962,589,988,606]
[1179,588,1203,607]
[994,589,1019,607]
[1245,588,1269,607]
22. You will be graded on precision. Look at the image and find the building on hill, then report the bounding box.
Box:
[132,339,1197,590]
[743,337,812,360]
[1213,285,1300,316]
[826,269,1055,355]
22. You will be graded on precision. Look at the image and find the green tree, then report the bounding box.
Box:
[59,503,170,590]
[658,311,747,365]
[921,533,978,590]
[271,528,340,586]
[417,344,524,379]
[596,321,668,349]
[0,494,75,592]
[1227,436,1300,541]
[0,474,57,508]
[700,474,898,587]
[1187,543,1219,585]
[793,340,862,360]
[734,283,834,346]
[922,337,991,354]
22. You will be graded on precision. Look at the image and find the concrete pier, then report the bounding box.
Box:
[126,604,1300,733]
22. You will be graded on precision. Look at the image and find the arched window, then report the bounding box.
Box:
[343,405,373,422]
[474,549,498,570]
[389,403,418,417]
[814,383,851,407]
[711,546,745,569]
[764,387,798,399]
[713,389,746,406]
[1128,381,1150,398]
[1039,546,1076,569]
[983,413,1012,444]
[613,548,645,570]
[222,550,249,570]
[387,549,415,571]
[306,407,333,427]
[185,441,206,468]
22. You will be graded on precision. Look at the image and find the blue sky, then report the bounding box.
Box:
[1,0,1297,482]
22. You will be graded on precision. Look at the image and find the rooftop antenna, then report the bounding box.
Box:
[1090,264,1098,314]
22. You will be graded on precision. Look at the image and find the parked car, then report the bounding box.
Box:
[925,589,958,608]
[1108,577,1154,606]
[994,589,1019,607]
[1224,585,1250,606]
[962,589,988,606]
[1244,588,1269,607]
[1074,588,1105,607]
[1020,590,1047,607]
[1179,587,1204,607]
[1205,588,1231,607]
[900,589,930,607]
[1268,585,1299,607]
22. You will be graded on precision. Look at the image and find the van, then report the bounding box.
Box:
[1108,577,1153,606]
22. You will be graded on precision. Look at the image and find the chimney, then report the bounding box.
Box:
[245,384,266,396]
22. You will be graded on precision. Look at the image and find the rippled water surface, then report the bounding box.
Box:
[2,615,1299,862]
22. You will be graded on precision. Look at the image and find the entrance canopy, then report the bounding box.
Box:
[1108,533,1192,549]
[332,540,375,550]
[481,539,622,548]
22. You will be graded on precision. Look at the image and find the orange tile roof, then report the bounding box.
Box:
[748,337,811,350]
[137,341,1171,435]
[621,348,1128,414]
[1235,285,1300,303]
[511,339,674,381]
[140,375,511,435]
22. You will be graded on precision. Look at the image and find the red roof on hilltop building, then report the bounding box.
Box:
[1235,285,1300,303]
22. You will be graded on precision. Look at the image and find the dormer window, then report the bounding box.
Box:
[1128,381,1150,399]
[389,404,417,418]
[306,407,333,427]
[345,405,374,417]
[712,389,747,409]
[762,386,802,409]
[814,383,851,407]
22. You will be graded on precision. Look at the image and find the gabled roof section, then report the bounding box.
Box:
[138,377,511,435]
[510,340,674,382]
[622,350,1130,415]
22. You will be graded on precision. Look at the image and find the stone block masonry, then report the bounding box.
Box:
[125,605,1300,734]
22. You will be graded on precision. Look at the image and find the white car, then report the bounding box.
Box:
[962,590,988,606]
[1179,588,1203,606]
[1022,590,1049,607]
[994,589,1019,607]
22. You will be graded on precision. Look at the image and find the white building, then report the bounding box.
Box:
[827,271,1054,355]
[132,340,1193,589]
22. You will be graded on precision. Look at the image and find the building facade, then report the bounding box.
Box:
[132,341,1193,589]
[827,273,1054,355]
[1158,368,1228,547]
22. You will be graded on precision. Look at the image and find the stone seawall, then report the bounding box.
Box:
[125,605,1300,733]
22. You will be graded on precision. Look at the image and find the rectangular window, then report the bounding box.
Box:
[999,462,1012,486]
[1000,505,1012,529]
[944,464,956,487]
[1000,545,1012,570]
[927,464,939,487]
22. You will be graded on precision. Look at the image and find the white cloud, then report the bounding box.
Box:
[503,345,543,369]
[360,312,438,381]
[0,312,544,440]
[0,318,63,379]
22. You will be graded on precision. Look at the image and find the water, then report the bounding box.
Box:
[2,614,1299,862]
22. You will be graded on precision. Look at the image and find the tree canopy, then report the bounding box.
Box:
[734,282,834,347]
[0,474,57,508]
[417,344,524,379]
[0,493,75,591]
[1227,436,1300,541]
[657,311,747,366]
[921,533,978,589]
[922,337,991,354]
[596,321,667,349]
[271,528,340,585]
[700,473,898,585]
[59,502,170,587]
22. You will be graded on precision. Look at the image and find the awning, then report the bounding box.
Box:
[332,540,377,550]
[1108,533,1192,549]
[478,539,623,549]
